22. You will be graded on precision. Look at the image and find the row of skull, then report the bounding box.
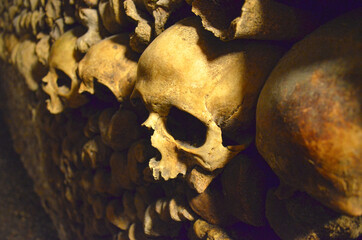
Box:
[0,1,360,239]
[41,17,283,194]
[41,8,361,224]
[3,0,346,65]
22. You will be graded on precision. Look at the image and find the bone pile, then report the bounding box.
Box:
[0,1,361,240]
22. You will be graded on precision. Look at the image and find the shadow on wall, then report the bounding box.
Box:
[0,111,59,240]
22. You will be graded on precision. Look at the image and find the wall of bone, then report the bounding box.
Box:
[0,1,361,240]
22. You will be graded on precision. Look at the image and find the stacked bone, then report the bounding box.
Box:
[0,0,361,240]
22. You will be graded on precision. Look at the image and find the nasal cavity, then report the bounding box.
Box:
[166,107,207,148]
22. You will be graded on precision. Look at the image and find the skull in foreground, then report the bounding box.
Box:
[132,17,284,192]
[256,9,362,216]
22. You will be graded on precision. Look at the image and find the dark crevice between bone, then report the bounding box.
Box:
[221,133,240,146]
[92,80,119,104]
[152,145,162,162]
[140,126,162,163]
[128,96,149,124]
[166,107,207,148]
[222,126,255,149]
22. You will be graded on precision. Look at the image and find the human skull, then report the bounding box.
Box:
[132,17,284,192]
[78,33,139,102]
[42,27,89,114]
[256,9,362,216]
[11,36,46,91]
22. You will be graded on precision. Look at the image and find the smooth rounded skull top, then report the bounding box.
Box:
[132,17,284,189]
[42,27,88,114]
[256,10,362,216]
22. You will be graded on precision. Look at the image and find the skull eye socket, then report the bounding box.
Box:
[56,69,72,89]
[166,107,207,148]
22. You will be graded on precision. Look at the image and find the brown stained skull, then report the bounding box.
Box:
[78,33,139,102]
[42,27,89,114]
[256,9,362,216]
[132,17,284,192]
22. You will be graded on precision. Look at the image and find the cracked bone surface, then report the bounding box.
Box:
[75,2,105,53]
[124,0,190,53]
[132,17,284,191]
[42,27,89,114]
[123,0,152,53]
[78,33,139,102]
[191,0,318,41]
[142,0,185,36]
[256,9,362,217]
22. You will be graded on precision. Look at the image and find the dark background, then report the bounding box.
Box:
[0,112,59,240]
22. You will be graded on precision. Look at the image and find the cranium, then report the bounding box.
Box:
[11,35,47,91]
[42,27,89,114]
[78,33,139,102]
[256,9,362,216]
[132,17,284,192]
